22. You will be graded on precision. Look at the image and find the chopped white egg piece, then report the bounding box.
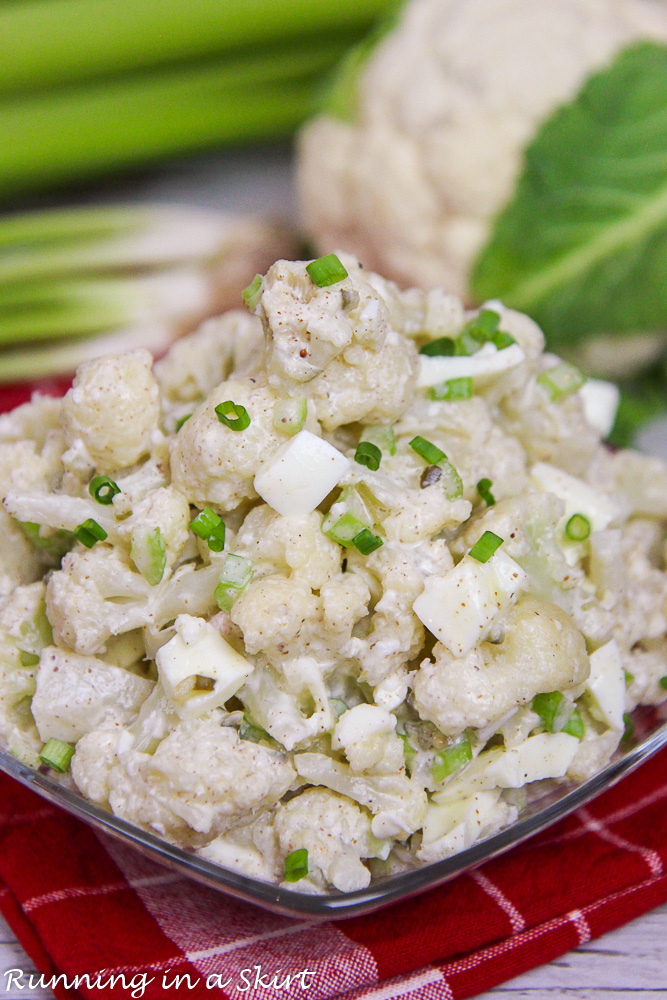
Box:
[579,378,620,438]
[585,639,625,731]
[156,614,254,719]
[253,429,350,516]
[413,549,528,657]
[530,462,618,530]
[419,789,506,859]
[418,342,525,388]
[433,732,581,803]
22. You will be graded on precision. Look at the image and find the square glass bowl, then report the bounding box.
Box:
[2,702,666,919]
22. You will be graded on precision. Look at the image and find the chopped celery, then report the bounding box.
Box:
[39,738,75,773]
[215,554,253,611]
[431,734,472,783]
[273,397,307,436]
[537,363,586,402]
[360,424,396,456]
[131,526,166,586]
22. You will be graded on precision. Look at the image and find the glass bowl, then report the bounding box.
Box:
[2,701,666,919]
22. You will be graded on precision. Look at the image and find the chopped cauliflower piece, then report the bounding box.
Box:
[274,787,386,892]
[61,350,160,470]
[31,646,153,743]
[332,704,404,775]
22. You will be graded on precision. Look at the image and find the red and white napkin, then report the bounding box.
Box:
[2,748,667,1000]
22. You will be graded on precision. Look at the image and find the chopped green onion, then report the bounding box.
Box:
[660,676,667,690]
[330,698,348,719]
[537,363,586,402]
[131,526,166,586]
[561,708,585,740]
[354,441,382,471]
[88,474,120,505]
[410,436,446,465]
[565,513,591,541]
[441,460,464,501]
[491,330,516,351]
[242,273,263,310]
[622,712,635,743]
[19,650,39,667]
[284,847,309,882]
[39,738,75,773]
[477,478,496,507]
[215,400,251,432]
[431,734,472,783]
[455,309,500,356]
[469,531,503,563]
[206,521,226,553]
[306,253,348,287]
[175,413,192,431]
[74,518,107,548]
[273,397,307,436]
[353,528,383,555]
[360,424,396,456]
[399,732,417,771]
[324,512,369,547]
[532,691,565,733]
[239,714,273,745]
[19,520,73,557]
[190,508,226,552]
[420,336,455,357]
[624,670,634,688]
[215,554,253,611]
[429,377,473,402]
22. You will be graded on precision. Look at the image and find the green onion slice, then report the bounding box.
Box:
[536,363,586,402]
[354,441,382,471]
[429,377,473,402]
[353,528,383,555]
[215,400,251,431]
[19,650,40,667]
[565,513,591,541]
[360,424,396,456]
[191,508,226,551]
[239,714,272,745]
[175,413,192,431]
[624,670,634,688]
[131,526,166,586]
[306,253,348,287]
[420,336,455,357]
[660,677,667,690]
[491,330,516,351]
[324,512,369,547]
[469,531,503,563]
[273,397,307,436]
[561,708,585,740]
[441,460,463,501]
[532,691,566,733]
[431,734,472,783]
[88,474,120,505]
[74,518,107,548]
[284,847,309,882]
[399,732,417,771]
[215,554,253,611]
[477,478,496,507]
[242,273,263,310]
[455,309,501,356]
[39,738,75,773]
[409,436,446,465]
[622,712,635,743]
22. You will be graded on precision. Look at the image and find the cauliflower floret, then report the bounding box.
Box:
[298,0,667,298]
[241,658,333,751]
[231,576,318,657]
[106,717,295,841]
[234,506,341,589]
[61,350,160,470]
[294,752,428,840]
[274,787,385,892]
[0,393,62,447]
[71,724,128,804]
[0,510,45,596]
[169,375,286,513]
[413,596,590,735]
[197,813,279,882]
[155,311,265,407]
[331,704,404,775]
[320,573,370,638]
[45,546,153,655]
[118,486,190,574]
[31,646,154,742]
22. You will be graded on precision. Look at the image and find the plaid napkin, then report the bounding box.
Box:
[2,748,667,1000]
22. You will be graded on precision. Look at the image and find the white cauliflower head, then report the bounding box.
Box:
[61,350,160,470]
[298,0,667,297]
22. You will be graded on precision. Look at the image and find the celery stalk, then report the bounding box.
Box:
[0,0,397,96]
[0,46,340,197]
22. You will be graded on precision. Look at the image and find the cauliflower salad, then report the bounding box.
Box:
[1,252,667,894]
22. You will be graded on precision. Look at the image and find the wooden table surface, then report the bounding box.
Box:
[2,904,667,999]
